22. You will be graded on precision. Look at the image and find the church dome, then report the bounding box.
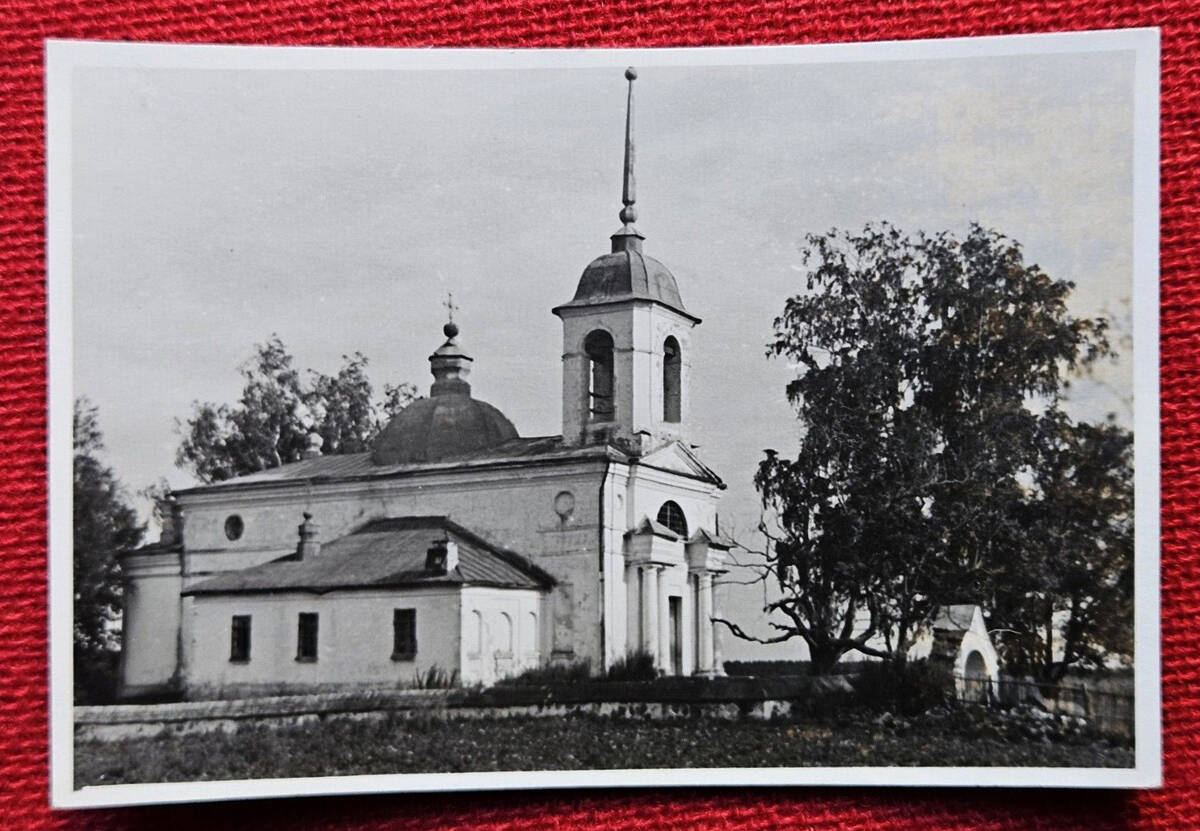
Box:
[371,321,519,465]
[370,394,518,465]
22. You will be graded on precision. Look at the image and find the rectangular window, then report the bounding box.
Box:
[392,608,417,660]
[296,612,319,662]
[230,615,251,663]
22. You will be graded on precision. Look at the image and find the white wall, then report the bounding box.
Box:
[142,415,724,690]
[459,586,545,685]
[178,464,602,567]
[173,462,605,669]
[624,463,719,538]
[184,587,462,698]
[558,302,697,448]
[610,459,723,673]
[118,553,182,698]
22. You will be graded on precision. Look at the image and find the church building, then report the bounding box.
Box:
[118,68,733,701]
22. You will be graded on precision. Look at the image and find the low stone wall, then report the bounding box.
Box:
[76,678,816,743]
[75,689,454,742]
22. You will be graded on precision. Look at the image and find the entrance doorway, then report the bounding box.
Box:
[668,596,683,675]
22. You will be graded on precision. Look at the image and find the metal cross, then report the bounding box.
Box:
[443,292,458,323]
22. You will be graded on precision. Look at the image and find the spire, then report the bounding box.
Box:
[612,67,644,254]
[429,296,473,397]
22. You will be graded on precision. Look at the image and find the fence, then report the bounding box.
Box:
[953,674,1134,738]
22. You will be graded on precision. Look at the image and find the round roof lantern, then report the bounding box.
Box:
[370,320,519,465]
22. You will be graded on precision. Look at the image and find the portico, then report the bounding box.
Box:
[624,518,728,676]
[686,529,730,677]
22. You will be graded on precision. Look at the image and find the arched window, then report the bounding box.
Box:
[584,330,615,422]
[498,612,513,655]
[471,609,484,655]
[524,611,538,653]
[656,500,688,538]
[663,336,681,423]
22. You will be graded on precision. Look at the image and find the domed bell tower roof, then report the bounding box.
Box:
[370,317,519,465]
[553,67,699,325]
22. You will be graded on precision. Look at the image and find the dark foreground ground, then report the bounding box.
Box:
[75,708,1133,786]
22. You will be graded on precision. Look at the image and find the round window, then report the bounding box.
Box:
[224,514,244,541]
[553,491,576,522]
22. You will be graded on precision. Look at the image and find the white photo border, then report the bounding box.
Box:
[45,28,1162,808]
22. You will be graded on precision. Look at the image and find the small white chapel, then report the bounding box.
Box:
[118,68,734,701]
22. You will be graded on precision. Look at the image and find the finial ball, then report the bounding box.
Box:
[302,511,313,521]
[443,321,459,339]
[625,66,637,81]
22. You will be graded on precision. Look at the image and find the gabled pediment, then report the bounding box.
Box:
[637,441,724,488]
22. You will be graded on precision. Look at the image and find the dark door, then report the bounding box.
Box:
[669,596,683,676]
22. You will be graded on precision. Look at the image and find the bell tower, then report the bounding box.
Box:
[553,67,701,454]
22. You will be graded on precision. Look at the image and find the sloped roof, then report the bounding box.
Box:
[174,436,627,494]
[184,516,554,596]
[931,604,981,633]
[174,436,724,496]
[687,528,736,550]
[625,516,680,540]
[553,248,699,324]
[119,540,182,559]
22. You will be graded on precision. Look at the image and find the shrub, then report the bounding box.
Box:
[724,660,810,678]
[850,660,952,716]
[497,660,592,686]
[491,651,657,687]
[74,649,122,705]
[603,650,658,682]
[725,659,870,678]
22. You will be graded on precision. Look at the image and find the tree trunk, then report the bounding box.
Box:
[809,642,843,675]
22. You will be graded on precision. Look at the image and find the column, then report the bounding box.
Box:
[710,576,725,677]
[696,571,715,676]
[657,567,670,673]
[640,565,658,659]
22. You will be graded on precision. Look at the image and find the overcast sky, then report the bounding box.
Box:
[71,47,1136,659]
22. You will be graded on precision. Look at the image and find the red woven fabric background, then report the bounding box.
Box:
[0,1,1192,828]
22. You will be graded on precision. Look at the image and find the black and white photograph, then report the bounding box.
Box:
[47,30,1161,806]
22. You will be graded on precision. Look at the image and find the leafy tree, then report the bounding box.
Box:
[992,414,1134,682]
[176,336,416,483]
[719,223,1125,674]
[74,398,144,703]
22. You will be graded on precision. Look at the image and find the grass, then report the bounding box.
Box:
[74,707,1133,787]
[409,666,459,689]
